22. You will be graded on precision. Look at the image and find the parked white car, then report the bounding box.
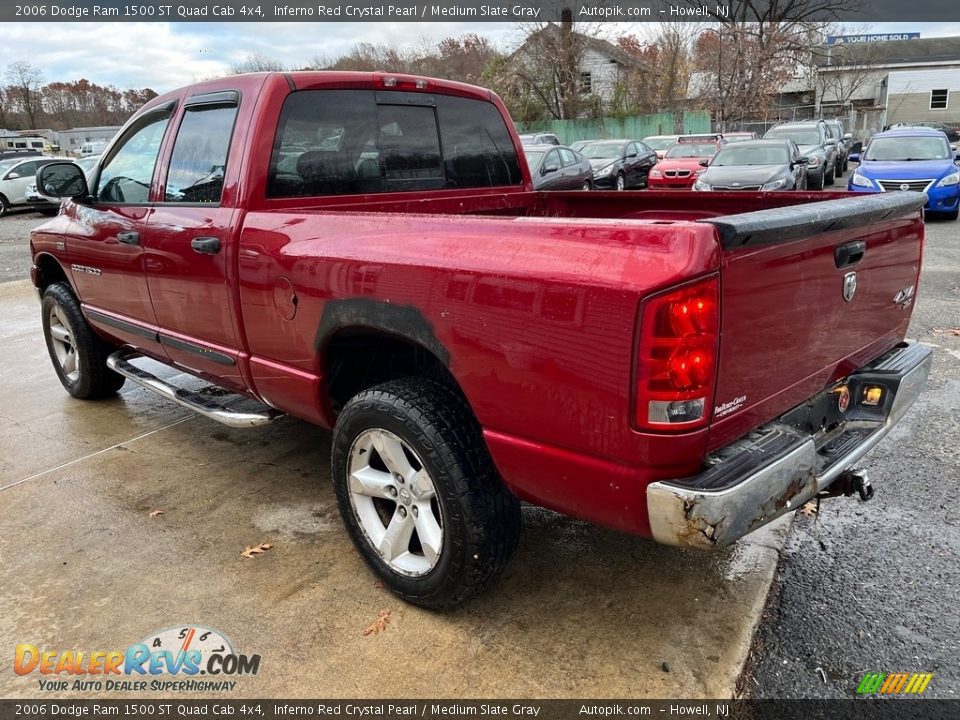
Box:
[0,156,59,217]
[25,156,101,215]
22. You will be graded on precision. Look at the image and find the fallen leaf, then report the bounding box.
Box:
[241,542,273,559]
[148,509,165,518]
[363,609,391,636]
[801,502,818,517]
[951,329,960,336]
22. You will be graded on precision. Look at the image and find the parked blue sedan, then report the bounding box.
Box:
[848,127,960,220]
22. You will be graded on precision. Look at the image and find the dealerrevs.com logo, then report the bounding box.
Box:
[14,625,261,693]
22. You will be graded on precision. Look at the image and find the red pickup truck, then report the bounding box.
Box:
[31,72,931,608]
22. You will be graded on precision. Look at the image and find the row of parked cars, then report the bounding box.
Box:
[518,119,855,195]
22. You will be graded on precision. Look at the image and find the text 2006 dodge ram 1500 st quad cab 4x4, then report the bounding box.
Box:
[31,72,931,608]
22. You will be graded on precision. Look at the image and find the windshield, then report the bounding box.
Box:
[643,137,676,151]
[864,136,951,161]
[523,148,546,166]
[766,128,821,146]
[664,143,717,158]
[580,142,623,159]
[712,145,789,166]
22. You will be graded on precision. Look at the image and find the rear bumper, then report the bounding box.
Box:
[646,342,932,548]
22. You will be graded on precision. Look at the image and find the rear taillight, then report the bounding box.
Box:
[635,276,720,431]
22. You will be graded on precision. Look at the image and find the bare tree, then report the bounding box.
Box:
[813,37,887,115]
[5,61,44,129]
[230,52,286,74]
[689,0,861,128]
[614,24,701,117]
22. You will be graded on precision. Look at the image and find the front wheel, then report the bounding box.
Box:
[615,173,625,191]
[825,166,836,186]
[41,282,125,399]
[809,170,824,190]
[0,195,9,218]
[331,378,521,609]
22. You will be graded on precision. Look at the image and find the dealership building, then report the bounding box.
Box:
[815,35,960,137]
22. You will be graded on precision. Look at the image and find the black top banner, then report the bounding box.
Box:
[3,1,960,23]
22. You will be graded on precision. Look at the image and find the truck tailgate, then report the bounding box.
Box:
[702,192,925,451]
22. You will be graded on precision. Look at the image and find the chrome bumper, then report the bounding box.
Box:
[647,342,932,548]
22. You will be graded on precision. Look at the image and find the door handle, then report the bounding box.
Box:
[191,237,221,254]
[117,231,140,246]
[835,240,866,268]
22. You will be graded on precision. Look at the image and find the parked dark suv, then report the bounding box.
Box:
[763,120,838,189]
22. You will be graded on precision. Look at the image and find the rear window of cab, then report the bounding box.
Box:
[267,89,523,198]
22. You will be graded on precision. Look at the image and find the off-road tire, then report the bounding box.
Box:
[331,378,521,609]
[41,282,125,399]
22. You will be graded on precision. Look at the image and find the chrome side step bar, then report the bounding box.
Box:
[107,350,282,428]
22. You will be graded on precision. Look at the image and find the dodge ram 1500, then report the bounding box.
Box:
[32,71,931,608]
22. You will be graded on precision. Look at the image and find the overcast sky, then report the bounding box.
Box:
[2,21,960,92]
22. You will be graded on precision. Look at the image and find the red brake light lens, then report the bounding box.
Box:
[635,277,720,431]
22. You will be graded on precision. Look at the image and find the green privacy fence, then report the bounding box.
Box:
[515,112,712,145]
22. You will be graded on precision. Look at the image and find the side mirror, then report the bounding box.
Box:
[542,163,559,174]
[38,162,89,200]
[698,159,709,167]
[843,133,853,140]
[794,156,809,165]
[626,151,638,159]
[848,153,860,163]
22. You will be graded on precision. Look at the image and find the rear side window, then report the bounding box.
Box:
[436,95,522,189]
[268,89,522,198]
[165,103,238,203]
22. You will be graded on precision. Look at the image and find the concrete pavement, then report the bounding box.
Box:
[0,279,788,699]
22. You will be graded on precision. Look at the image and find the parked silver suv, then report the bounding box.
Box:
[763,120,838,190]
[823,118,853,175]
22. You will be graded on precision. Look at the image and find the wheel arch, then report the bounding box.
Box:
[34,252,71,292]
[317,299,467,415]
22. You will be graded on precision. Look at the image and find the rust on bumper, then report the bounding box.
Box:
[647,342,932,549]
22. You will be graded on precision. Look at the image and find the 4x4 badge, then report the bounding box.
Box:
[843,271,857,302]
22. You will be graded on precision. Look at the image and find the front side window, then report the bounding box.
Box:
[97,112,171,204]
[268,89,522,198]
[165,104,238,203]
[542,149,560,171]
[558,148,577,166]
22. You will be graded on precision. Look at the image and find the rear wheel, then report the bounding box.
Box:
[581,180,592,191]
[331,378,521,609]
[0,195,9,218]
[41,282,125,399]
